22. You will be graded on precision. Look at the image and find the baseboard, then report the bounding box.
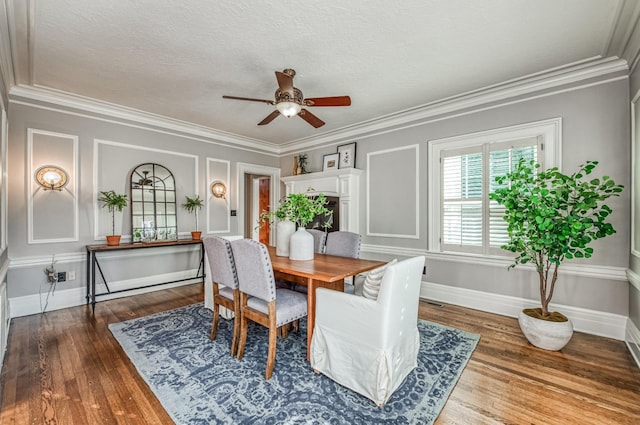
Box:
[9,269,201,318]
[626,318,640,369]
[420,281,628,341]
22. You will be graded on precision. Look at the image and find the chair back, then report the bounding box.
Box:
[325,231,361,258]
[203,236,239,289]
[376,256,425,343]
[307,229,327,254]
[231,239,276,302]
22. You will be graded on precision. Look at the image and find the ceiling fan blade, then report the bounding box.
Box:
[304,96,351,107]
[298,109,325,128]
[258,110,280,126]
[275,71,294,94]
[223,95,274,105]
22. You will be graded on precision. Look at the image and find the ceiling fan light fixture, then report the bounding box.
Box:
[276,101,302,118]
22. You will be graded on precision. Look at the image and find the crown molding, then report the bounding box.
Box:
[280,57,629,154]
[7,56,629,157]
[9,84,281,155]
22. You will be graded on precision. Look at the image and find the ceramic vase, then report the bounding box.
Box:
[518,309,573,351]
[276,220,296,256]
[289,227,314,260]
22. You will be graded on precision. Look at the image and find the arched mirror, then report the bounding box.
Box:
[130,163,177,242]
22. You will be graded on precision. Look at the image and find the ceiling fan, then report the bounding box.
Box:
[222,68,351,128]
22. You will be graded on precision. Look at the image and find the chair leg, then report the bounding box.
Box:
[292,319,299,333]
[266,323,277,380]
[210,301,220,341]
[230,314,239,356]
[281,324,288,339]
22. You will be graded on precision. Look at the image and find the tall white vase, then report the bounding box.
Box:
[289,227,314,260]
[276,220,296,257]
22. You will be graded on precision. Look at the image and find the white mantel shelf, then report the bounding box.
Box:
[281,168,363,233]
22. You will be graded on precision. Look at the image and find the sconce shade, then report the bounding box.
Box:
[211,181,227,199]
[35,165,68,191]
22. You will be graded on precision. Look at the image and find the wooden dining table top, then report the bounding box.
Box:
[267,246,385,281]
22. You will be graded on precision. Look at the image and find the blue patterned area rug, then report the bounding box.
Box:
[109,303,479,424]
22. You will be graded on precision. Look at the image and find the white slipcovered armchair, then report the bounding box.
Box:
[310,256,425,406]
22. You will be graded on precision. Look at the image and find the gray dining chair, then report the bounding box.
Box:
[307,228,327,254]
[231,238,308,379]
[325,231,361,258]
[203,236,241,356]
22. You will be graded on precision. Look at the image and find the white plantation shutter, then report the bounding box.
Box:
[440,137,540,255]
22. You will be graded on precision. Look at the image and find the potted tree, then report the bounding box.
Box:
[260,190,332,260]
[182,195,204,240]
[98,190,128,246]
[489,159,623,350]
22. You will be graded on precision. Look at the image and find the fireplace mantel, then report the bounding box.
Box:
[281,168,362,232]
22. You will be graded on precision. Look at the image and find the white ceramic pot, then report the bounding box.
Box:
[289,227,314,261]
[276,220,296,257]
[518,309,573,351]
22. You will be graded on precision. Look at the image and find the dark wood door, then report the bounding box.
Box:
[258,178,270,244]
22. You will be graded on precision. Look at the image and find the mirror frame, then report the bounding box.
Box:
[130,163,177,242]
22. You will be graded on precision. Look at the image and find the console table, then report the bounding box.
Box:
[86,239,205,312]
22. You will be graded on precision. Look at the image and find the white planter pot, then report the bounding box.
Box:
[518,309,573,351]
[276,220,296,257]
[289,227,314,261]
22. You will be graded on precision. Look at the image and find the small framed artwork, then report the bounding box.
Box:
[323,153,339,171]
[337,142,357,169]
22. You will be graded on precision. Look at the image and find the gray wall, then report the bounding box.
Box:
[283,77,631,316]
[6,101,278,301]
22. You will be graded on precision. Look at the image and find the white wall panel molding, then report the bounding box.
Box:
[626,318,640,369]
[9,270,199,317]
[0,109,7,253]
[627,267,640,291]
[206,158,231,234]
[10,85,279,155]
[27,128,79,244]
[281,59,627,153]
[93,139,199,240]
[362,243,628,282]
[366,145,419,239]
[421,280,628,340]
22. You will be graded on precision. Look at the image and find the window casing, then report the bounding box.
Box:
[428,119,561,257]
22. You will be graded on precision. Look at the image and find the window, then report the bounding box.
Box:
[428,119,561,256]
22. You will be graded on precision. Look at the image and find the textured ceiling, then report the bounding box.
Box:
[5,0,634,146]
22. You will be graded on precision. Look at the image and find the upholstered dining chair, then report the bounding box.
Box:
[203,236,241,356]
[324,231,361,258]
[311,255,425,406]
[231,238,308,380]
[306,228,327,254]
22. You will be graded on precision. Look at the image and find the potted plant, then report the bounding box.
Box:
[489,159,623,350]
[260,190,332,260]
[98,190,128,246]
[182,195,204,240]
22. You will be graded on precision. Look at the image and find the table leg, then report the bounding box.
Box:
[306,277,317,361]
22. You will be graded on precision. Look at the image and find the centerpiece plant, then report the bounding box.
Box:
[259,189,332,259]
[489,159,622,349]
[98,190,128,246]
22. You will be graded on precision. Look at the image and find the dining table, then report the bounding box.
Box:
[267,246,386,360]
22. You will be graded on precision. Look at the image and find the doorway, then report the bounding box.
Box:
[236,163,281,245]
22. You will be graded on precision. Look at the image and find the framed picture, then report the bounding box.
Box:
[337,142,357,169]
[323,153,339,171]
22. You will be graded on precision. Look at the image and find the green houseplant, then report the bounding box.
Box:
[259,190,332,259]
[98,190,128,246]
[489,159,623,350]
[182,195,204,240]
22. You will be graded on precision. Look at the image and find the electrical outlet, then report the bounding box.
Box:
[230,210,237,216]
[57,271,66,282]
[68,271,76,281]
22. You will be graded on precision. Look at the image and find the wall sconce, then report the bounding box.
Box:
[211,181,227,199]
[35,165,68,191]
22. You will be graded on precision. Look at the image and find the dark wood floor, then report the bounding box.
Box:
[1,284,639,424]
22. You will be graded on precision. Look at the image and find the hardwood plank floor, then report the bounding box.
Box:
[1,284,639,424]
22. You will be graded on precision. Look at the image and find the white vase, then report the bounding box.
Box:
[289,227,314,260]
[518,309,573,351]
[276,220,296,257]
